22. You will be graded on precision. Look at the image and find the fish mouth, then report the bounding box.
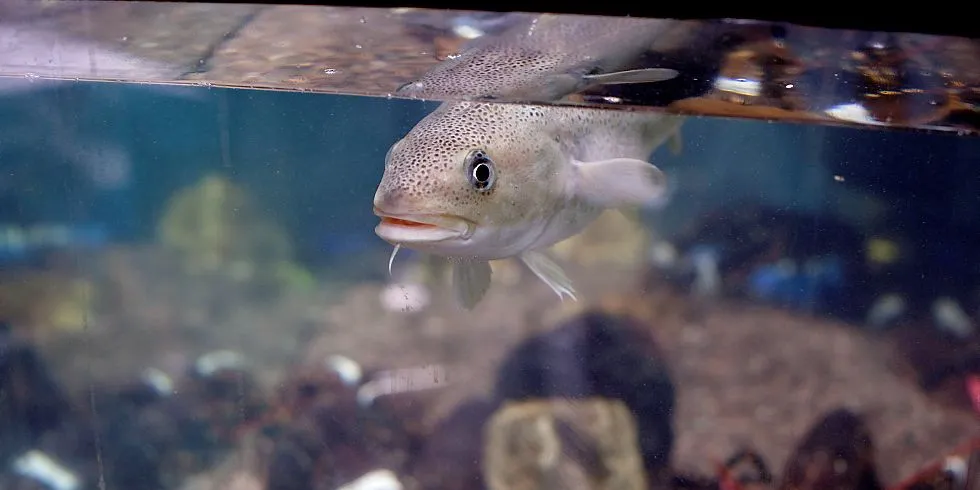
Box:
[373,207,474,244]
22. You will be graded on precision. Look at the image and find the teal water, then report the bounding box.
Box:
[1,80,979,490]
[9,81,963,257]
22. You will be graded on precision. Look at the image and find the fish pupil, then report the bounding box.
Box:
[473,163,490,185]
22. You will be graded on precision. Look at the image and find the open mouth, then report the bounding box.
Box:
[379,216,439,229]
[373,207,473,243]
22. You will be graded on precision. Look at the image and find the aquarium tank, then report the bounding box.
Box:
[0,1,977,490]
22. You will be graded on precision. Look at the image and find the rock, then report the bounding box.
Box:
[483,398,647,490]
[778,409,881,490]
[0,321,71,464]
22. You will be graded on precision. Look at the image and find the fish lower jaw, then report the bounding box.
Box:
[376,227,501,259]
[374,216,470,248]
[375,222,464,245]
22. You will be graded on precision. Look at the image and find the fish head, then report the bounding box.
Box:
[373,102,566,258]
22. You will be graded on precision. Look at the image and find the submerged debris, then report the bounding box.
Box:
[778,409,881,490]
[263,357,430,490]
[157,173,314,298]
[494,311,676,474]
[646,203,868,321]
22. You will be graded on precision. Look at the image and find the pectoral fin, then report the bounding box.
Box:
[451,258,492,309]
[582,67,679,85]
[520,250,577,301]
[573,158,668,209]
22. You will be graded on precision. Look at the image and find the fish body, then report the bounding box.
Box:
[396,14,683,101]
[373,101,684,309]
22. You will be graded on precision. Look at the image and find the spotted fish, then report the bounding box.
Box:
[373,101,684,309]
[396,14,684,101]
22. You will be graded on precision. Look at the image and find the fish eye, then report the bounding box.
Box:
[465,149,495,192]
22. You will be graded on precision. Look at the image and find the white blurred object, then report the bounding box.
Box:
[194,349,247,377]
[714,76,761,97]
[648,240,678,269]
[141,367,175,395]
[690,247,721,297]
[380,282,431,313]
[11,450,80,490]
[325,354,363,386]
[72,143,132,190]
[825,103,890,126]
[932,297,976,338]
[865,293,907,329]
[336,469,403,490]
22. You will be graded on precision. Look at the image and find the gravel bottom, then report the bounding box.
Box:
[598,288,978,484]
[305,263,979,486]
[33,250,978,488]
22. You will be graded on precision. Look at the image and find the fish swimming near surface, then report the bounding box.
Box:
[373,101,685,309]
[395,13,689,102]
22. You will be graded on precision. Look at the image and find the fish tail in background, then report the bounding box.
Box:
[394,14,687,101]
[531,67,680,102]
[581,68,680,86]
